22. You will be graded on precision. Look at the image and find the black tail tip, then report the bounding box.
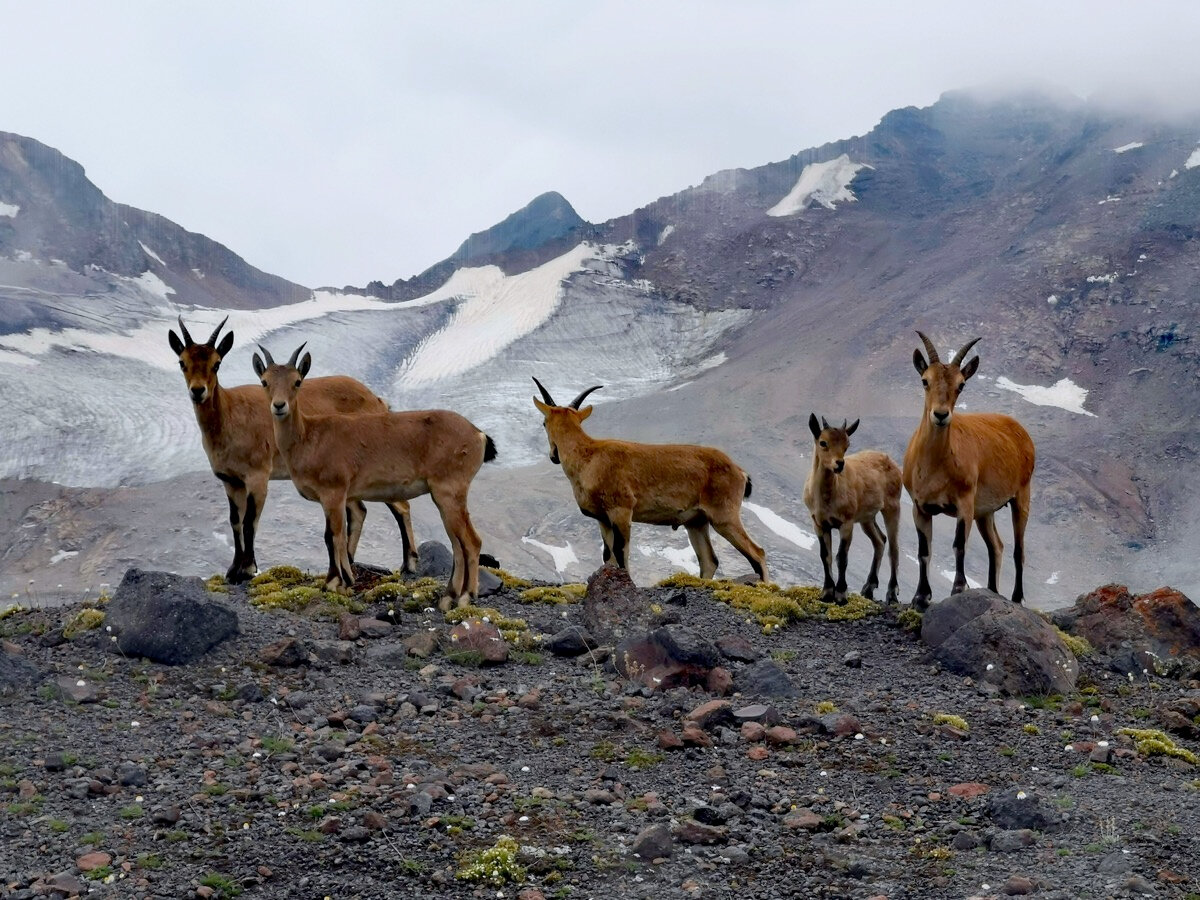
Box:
[484,435,498,463]
[744,475,753,499]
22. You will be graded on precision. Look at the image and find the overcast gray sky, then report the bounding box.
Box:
[5,1,1200,289]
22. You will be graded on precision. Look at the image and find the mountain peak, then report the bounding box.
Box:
[451,191,586,266]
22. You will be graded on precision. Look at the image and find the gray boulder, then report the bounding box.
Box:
[922,589,1077,696]
[106,568,239,665]
[414,541,501,596]
[0,645,41,696]
[582,566,654,645]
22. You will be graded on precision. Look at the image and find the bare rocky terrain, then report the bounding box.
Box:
[2,557,1199,900]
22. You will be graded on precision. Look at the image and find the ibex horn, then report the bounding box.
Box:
[915,330,940,365]
[177,317,195,347]
[287,343,307,368]
[257,345,276,366]
[532,376,556,406]
[206,316,229,347]
[569,385,603,410]
[951,337,981,367]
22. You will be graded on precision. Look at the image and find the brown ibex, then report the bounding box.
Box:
[169,317,418,583]
[902,332,1035,609]
[532,378,767,583]
[254,344,496,607]
[803,414,901,604]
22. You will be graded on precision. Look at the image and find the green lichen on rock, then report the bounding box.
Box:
[455,835,526,886]
[205,575,230,594]
[933,713,970,732]
[361,577,443,610]
[518,584,586,605]
[487,568,533,590]
[1118,728,1198,766]
[444,605,528,634]
[63,608,105,639]
[1053,626,1093,658]
[654,577,880,631]
[247,568,363,618]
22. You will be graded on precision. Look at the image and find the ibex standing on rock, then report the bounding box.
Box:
[803,414,902,605]
[902,332,1035,609]
[169,318,418,583]
[255,345,496,607]
[532,378,767,583]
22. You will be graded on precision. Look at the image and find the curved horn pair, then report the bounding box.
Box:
[915,331,980,367]
[532,378,603,410]
[176,316,229,348]
[256,343,307,369]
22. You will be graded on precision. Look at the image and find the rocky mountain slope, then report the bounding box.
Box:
[2,89,1199,607]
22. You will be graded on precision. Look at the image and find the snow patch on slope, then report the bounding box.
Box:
[995,376,1096,417]
[1113,142,1144,153]
[0,201,18,218]
[640,543,699,575]
[139,243,166,267]
[743,502,816,551]
[1186,148,1200,170]
[396,243,593,387]
[521,536,578,574]
[767,154,871,217]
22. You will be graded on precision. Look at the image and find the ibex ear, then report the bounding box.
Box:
[533,397,550,415]
[297,352,312,379]
[252,353,266,378]
[808,413,821,439]
[960,355,980,381]
[846,419,859,436]
[577,405,594,422]
[913,349,928,376]
[168,330,185,356]
[216,332,234,358]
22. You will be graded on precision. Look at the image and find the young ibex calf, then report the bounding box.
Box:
[803,414,901,605]
[169,317,418,583]
[532,378,767,583]
[902,332,1035,609]
[254,344,496,607]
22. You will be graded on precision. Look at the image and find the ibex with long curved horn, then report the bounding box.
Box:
[255,345,496,606]
[803,414,902,605]
[168,317,418,583]
[902,332,1035,609]
[532,378,767,582]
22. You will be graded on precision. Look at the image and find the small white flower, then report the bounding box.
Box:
[1016,791,1027,800]
[76,679,86,687]
[1031,766,1039,772]
[135,795,144,802]
[986,663,994,671]
[1098,740,1109,748]
[1090,714,1099,723]
[519,815,529,823]
[520,765,530,772]
[854,733,865,741]
[1064,745,1073,751]
[820,770,827,777]
[130,721,140,728]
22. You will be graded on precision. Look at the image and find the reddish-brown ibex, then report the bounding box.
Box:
[532,378,767,582]
[803,414,901,605]
[254,344,496,607]
[169,317,418,583]
[902,332,1035,609]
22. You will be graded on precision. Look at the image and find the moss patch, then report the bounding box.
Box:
[247,567,363,618]
[1118,728,1198,766]
[205,575,230,594]
[361,577,444,610]
[657,574,881,631]
[486,568,533,590]
[1053,626,1093,658]
[933,713,970,732]
[62,608,105,640]
[518,584,586,605]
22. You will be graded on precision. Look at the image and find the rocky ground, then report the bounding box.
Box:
[1,555,1199,900]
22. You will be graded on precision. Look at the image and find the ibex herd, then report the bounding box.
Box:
[171,320,1035,610]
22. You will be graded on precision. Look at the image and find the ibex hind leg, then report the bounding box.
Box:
[346,500,367,565]
[432,489,481,611]
[386,500,419,574]
[859,517,886,601]
[685,522,719,580]
[1010,485,1031,605]
[976,513,1002,594]
[712,515,768,585]
[882,500,901,605]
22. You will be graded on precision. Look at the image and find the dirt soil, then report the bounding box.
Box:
[2,567,1199,900]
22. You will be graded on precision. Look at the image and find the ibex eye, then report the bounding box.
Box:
[294,380,301,389]
[819,440,827,448]
[261,381,267,388]
[213,362,220,371]
[179,361,185,370]
[921,379,929,388]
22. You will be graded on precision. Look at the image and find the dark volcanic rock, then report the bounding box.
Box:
[415,540,502,596]
[922,589,1078,695]
[1052,584,1200,679]
[614,625,719,691]
[986,787,1067,833]
[106,568,238,665]
[582,566,653,645]
[732,659,799,698]
[0,644,41,695]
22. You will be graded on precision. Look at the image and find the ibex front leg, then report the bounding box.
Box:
[321,496,356,595]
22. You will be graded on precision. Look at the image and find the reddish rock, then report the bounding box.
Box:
[783,808,823,830]
[447,619,508,664]
[740,721,767,742]
[1052,584,1200,678]
[673,819,726,845]
[680,724,713,747]
[260,637,307,667]
[76,851,112,872]
[746,745,769,761]
[1002,874,1037,895]
[948,782,990,799]
[686,699,733,730]
[337,613,361,641]
[657,729,684,751]
[705,666,733,696]
[765,725,798,745]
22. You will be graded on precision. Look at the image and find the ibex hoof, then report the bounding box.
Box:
[403,554,420,575]
[860,584,876,600]
[911,594,931,612]
[819,589,837,604]
[436,594,454,614]
[885,589,899,605]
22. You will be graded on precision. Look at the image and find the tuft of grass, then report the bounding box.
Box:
[933,713,969,732]
[896,608,924,632]
[625,748,664,770]
[198,872,243,897]
[361,576,443,609]
[590,741,619,763]
[518,584,586,605]
[205,574,230,594]
[1023,724,1041,735]
[444,605,528,632]
[63,608,105,639]
[455,835,527,886]
[118,804,144,819]
[1118,728,1198,766]
[247,567,364,618]
[815,700,838,714]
